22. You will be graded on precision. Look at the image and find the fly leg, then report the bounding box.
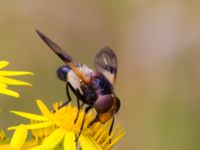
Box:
[74,97,84,124]
[57,82,72,109]
[66,82,72,102]
[74,89,81,123]
[53,83,71,112]
[75,106,92,142]
[87,115,99,127]
[109,116,115,143]
[88,116,115,143]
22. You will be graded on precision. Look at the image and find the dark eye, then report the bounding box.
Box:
[94,95,113,114]
[56,65,70,81]
[114,96,121,113]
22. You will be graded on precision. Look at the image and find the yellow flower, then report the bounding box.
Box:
[0,124,27,150]
[0,130,9,145]
[0,61,33,98]
[9,100,125,150]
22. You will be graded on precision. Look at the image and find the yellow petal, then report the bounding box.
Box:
[0,130,9,145]
[36,100,52,119]
[29,145,47,150]
[42,128,66,149]
[63,131,76,150]
[10,111,48,121]
[0,76,32,86]
[79,134,102,150]
[0,83,7,88]
[8,122,52,130]
[10,124,27,150]
[105,129,125,150]
[0,71,33,76]
[0,61,9,69]
[0,145,14,150]
[0,87,19,98]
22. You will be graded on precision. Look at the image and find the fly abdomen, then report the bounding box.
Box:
[57,65,71,81]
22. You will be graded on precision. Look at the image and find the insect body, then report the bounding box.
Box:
[36,30,121,140]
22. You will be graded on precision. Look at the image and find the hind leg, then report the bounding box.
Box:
[54,83,72,112]
[74,90,82,123]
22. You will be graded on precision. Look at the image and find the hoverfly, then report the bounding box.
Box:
[36,30,121,140]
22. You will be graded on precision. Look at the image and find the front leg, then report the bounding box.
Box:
[88,116,115,143]
[87,115,99,127]
[109,116,115,136]
[109,116,115,143]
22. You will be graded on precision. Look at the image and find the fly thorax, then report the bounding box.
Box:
[80,83,97,105]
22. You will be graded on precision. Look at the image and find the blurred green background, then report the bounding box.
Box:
[1,0,200,149]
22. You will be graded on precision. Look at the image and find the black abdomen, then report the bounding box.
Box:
[56,65,71,81]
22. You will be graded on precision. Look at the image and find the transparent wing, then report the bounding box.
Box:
[36,29,90,83]
[93,46,118,85]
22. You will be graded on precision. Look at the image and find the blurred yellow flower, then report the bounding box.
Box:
[0,130,9,145]
[0,124,27,150]
[0,61,33,98]
[9,100,125,150]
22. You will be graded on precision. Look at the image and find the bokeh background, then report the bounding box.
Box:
[0,0,200,150]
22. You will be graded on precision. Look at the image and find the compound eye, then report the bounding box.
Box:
[114,96,121,113]
[94,95,113,114]
[56,65,70,81]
